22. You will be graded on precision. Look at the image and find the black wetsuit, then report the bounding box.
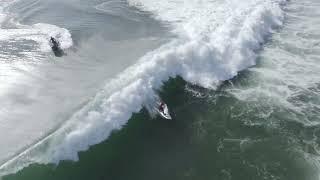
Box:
[159,103,165,113]
[50,37,59,51]
[50,37,63,57]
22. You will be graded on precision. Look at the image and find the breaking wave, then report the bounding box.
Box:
[0,0,287,175]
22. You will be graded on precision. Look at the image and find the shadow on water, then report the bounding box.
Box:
[52,49,64,57]
[3,76,319,180]
[51,42,65,57]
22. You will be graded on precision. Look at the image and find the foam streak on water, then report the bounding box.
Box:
[229,0,320,125]
[225,0,320,177]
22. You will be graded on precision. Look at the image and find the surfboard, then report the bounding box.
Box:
[157,102,172,120]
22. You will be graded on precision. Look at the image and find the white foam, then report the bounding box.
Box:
[0,0,73,53]
[0,23,73,52]
[228,0,320,126]
[0,0,287,175]
[0,0,74,175]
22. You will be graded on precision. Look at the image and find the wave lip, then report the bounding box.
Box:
[0,0,287,176]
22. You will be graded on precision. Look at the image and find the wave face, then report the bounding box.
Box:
[0,0,286,175]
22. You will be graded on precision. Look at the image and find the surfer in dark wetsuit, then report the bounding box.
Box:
[50,37,59,50]
[159,102,165,114]
[49,36,64,57]
[158,101,172,119]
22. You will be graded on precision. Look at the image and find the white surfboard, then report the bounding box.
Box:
[157,102,172,120]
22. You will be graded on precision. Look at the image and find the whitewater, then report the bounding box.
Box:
[0,0,320,179]
[0,0,74,173]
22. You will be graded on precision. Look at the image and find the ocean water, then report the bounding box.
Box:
[0,0,319,179]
